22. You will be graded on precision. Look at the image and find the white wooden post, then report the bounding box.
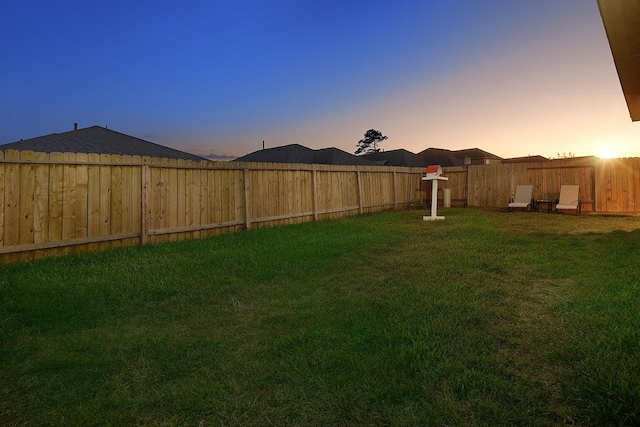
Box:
[422,165,448,221]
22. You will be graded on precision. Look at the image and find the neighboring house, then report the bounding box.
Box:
[362,147,504,168]
[0,125,206,161]
[235,144,506,168]
[234,144,377,166]
[501,155,549,163]
[416,147,503,167]
[413,148,468,167]
[361,149,426,167]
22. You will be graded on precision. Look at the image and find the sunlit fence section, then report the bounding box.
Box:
[442,156,640,213]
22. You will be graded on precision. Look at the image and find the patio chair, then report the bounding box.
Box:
[508,185,533,211]
[556,185,581,214]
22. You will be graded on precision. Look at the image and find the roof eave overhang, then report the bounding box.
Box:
[598,0,640,121]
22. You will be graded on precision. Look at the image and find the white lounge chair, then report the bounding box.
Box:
[556,185,581,214]
[508,185,533,211]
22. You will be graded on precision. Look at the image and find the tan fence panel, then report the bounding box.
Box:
[455,158,601,212]
[130,156,143,233]
[3,151,21,262]
[632,158,640,212]
[18,151,36,246]
[299,167,314,222]
[198,165,209,234]
[86,153,101,251]
[596,157,640,213]
[49,152,65,244]
[166,159,178,241]
[110,154,123,247]
[316,168,332,217]
[184,165,195,239]
[527,162,596,212]
[98,154,112,246]
[441,166,467,206]
[175,159,186,240]
[75,153,89,240]
[233,168,246,229]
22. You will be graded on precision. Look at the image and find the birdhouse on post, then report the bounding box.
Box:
[422,165,448,221]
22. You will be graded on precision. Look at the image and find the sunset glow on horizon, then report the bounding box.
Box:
[1,0,638,160]
[598,146,617,159]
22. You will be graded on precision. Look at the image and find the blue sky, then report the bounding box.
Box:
[1,0,637,160]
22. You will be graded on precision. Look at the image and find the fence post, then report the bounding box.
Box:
[357,169,363,214]
[393,171,397,209]
[244,168,251,230]
[311,168,318,221]
[141,165,149,245]
[464,165,469,207]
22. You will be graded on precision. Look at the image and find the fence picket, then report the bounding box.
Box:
[18,151,36,246]
[87,153,101,252]
[98,154,112,250]
[48,152,65,243]
[75,153,89,239]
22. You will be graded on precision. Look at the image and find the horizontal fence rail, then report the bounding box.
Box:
[0,150,424,262]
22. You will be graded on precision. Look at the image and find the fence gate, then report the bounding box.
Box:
[526,165,596,212]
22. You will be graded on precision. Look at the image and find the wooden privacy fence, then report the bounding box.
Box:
[0,150,424,263]
[441,156,640,213]
[3,149,639,263]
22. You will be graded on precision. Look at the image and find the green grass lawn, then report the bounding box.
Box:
[1,208,639,426]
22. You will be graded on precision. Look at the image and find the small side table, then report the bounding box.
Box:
[535,199,554,213]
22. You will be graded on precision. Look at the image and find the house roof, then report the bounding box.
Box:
[502,155,549,163]
[235,144,504,168]
[0,125,206,161]
[450,148,503,161]
[234,144,377,166]
[314,147,377,165]
[415,147,503,167]
[425,153,466,167]
[234,144,312,163]
[361,149,426,167]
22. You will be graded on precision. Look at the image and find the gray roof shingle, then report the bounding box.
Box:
[361,149,426,167]
[0,126,206,161]
[416,148,503,167]
[234,144,377,166]
[235,144,504,167]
